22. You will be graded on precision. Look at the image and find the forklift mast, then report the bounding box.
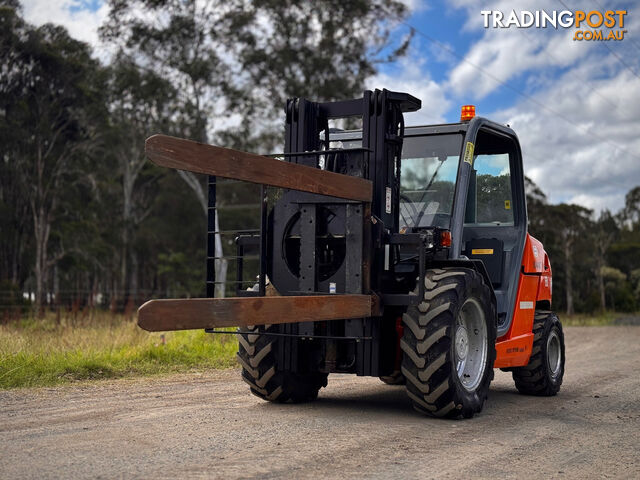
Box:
[260,90,419,376]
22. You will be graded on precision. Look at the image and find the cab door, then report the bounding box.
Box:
[453,122,527,337]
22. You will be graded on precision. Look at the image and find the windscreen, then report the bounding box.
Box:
[400,134,462,229]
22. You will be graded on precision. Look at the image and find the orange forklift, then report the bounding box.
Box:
[139,90,565,418]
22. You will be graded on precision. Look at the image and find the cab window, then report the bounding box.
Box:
[465,131,515,226]
[399,133,462,230]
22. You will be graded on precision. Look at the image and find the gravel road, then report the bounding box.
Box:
[1,326,639,479]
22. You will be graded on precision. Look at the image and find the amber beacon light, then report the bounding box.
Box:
[460,105,476,121]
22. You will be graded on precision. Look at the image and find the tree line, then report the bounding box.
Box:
[0,0,411,314]
[526,180,640,314]
[1,0,638,317]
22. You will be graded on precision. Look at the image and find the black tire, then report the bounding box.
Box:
[401,267,497,418]
[237,325,328,403]
[512,311,565,396]
[379,370,406,385]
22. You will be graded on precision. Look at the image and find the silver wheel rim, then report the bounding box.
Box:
[454,298,488,392]
[547,330,562,380]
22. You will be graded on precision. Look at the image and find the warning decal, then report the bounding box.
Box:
[385,187,391,214]
[471,248,494,255]
[463,142,474,165]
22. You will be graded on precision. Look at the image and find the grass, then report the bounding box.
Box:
[1,309,636,390]
[559,311,640,326]
[561,311,619,326]
[0,311,238,389]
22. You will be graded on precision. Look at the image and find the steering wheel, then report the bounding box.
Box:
[400,193,419,227]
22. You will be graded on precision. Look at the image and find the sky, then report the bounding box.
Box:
[19,0,640,214]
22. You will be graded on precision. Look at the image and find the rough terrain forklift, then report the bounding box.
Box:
[139,89,565,418]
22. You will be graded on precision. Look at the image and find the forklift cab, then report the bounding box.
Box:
[330,110,527,338]
[397,116,527,338]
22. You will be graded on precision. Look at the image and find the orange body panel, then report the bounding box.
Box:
[494,234,552,368]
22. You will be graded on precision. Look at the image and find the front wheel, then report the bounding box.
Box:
[401,267,497,418]
[237,325,328,403]
[512,311,565,396]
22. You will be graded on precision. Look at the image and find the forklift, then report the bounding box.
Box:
[139,89,565,418]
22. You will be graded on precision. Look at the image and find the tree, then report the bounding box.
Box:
[600,266,636,312]
[1,6,105,311]
[0,2,32,291]
[106,55,177,306]
[593,210,618,311]
[101,0,412,146]
[525,175,548,232]
[623,186,640,229]
[476,174,512,223]
[608,186,640,285]
[540,204,593,315]
[100,0,240,296]
[219,0,413,145]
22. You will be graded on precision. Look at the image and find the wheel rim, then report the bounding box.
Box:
[454,298,488,392]
[547,329,562,380]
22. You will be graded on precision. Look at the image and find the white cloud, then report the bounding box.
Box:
[369,54,451,125]
[492,66,640,213]
[399,0,430,13]
[445,0,637,101]
[21,0,109,54]
[447,20,592,98]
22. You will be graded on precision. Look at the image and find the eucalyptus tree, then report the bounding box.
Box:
[546,204,593,315]
[106,55,177,305]
[593,210,618,311]
[100,0,240,296]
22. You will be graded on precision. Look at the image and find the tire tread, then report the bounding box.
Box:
[237,325,327,403]
[402,267,497,419]
[512,311,564,396]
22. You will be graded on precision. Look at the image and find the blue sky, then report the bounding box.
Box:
[67,0,101,14]
[377,1,527,119]
[384,0,639,121]
[20,0,640,213]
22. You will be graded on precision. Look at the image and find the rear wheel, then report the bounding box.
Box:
[237,325,328,403]
[512,311,565,396]
[401,267,497,418]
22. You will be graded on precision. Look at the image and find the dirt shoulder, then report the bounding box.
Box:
[1,326,639,479]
